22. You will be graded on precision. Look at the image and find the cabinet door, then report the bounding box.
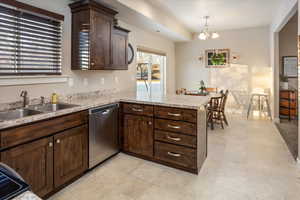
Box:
[90,10,113,69]
[124,114,153,157]
[71,10,90,70]
[54,125,88,188]
[1,137,54,197]
[111,28,128,69]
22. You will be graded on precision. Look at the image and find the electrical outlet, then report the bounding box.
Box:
[101,78,105,85]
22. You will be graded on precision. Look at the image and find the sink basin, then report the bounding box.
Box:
[0,108,42,121]
[30,103,79,112]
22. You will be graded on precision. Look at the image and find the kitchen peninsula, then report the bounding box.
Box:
[0,92,209,198]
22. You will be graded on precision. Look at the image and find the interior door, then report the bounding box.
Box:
[1,137,54,197]
[54,125,88,188]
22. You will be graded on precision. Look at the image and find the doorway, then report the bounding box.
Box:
[136,49,166,98]
[275,12,298,160]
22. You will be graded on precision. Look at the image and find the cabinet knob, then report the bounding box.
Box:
[49,142,53,147]
[91,62,95,66]
[56,139,61,144]
[148,121,152,125]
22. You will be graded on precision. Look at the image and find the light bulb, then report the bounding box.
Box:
[198,32,207,40]
[212,32,220,39]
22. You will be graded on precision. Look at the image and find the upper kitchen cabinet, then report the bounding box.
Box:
[111,26,130,69]
[69,0,130,70]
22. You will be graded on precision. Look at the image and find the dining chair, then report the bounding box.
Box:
[207,90,229,130]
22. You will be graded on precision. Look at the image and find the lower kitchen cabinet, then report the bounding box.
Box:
[0,114,88,198]
[123,114,153,158]
[121,103,207,174]
[54,125,88,188]
[1,137,54,197]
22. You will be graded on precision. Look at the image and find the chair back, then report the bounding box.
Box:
[221,90,229,112]
[209,96,223,111]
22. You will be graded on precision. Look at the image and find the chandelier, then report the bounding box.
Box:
[198,16,219,40]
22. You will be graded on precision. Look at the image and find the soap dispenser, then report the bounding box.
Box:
[51,93,58,104]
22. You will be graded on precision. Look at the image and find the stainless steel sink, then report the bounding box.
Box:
[0,108,42,121]
[30,103,79,112]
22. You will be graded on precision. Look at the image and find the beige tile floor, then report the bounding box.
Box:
[49,115,300,200]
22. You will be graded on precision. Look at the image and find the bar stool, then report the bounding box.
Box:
[247,93,272,119]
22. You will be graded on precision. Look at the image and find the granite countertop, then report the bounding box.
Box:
[0,93,210,131]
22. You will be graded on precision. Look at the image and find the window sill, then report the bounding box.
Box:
[0,75,69,86]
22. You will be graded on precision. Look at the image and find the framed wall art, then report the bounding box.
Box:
[205,49,230,68]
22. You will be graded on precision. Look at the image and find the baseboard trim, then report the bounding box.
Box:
[273,117,280,123]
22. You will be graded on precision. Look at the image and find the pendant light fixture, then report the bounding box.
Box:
[198,16,220,40]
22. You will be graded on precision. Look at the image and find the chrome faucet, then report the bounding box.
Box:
[20,90,29,108]
[40,96,45,105]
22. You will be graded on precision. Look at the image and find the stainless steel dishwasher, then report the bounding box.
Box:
[89,104,119,169]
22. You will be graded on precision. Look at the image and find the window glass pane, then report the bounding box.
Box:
[0,4,62,75]
[136,50,166,97]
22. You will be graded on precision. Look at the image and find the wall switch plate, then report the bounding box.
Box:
[114,76,119,84]
[68,78,74,87]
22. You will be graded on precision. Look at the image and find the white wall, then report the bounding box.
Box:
[175,27,271,110]
[0,0,176,104]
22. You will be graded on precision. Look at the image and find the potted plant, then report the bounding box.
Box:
[199,80,206,94]
[280,76,289,90]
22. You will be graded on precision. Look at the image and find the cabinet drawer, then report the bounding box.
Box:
[280,91,296,99]
[155,119,196,136]
[154,106,197,123]
[280,108,297,116]
[155,130,196,148]
[155,142,196,169]
[123,103,153,116]
[1,111,88,149]
[280,100,296,108]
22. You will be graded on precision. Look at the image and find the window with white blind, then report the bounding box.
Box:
[0,3,62,75]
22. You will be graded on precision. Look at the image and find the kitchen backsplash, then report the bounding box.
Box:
[0,88,121,111]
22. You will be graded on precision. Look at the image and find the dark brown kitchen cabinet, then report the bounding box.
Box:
[111,26,130,70]
[54,125,88,188]
[121,103,207,174]
[123,114,153,158]
[1,137,54,197]
[89,9,113,69]
[69,0,130,70]
[0,111,88,198]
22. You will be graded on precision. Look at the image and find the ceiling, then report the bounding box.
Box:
[150,0,283,32]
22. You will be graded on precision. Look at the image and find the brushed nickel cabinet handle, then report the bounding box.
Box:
[132,108,143,112]
[56,139,61,144]
[167,152,181,157]
[167,112,181,117]
[49,142,53,147]
[167,135,181,141]
[167,124,181,129]
[102,109,110,115]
